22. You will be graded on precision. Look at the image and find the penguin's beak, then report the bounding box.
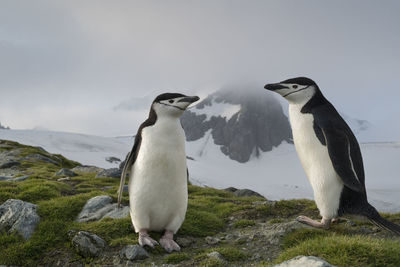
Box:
[178,96,200,104]
[264,83,289,91]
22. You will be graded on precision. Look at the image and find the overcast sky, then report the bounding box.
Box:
[0,0,399,140]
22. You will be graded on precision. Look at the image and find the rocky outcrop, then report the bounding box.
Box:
[72,165,104,174]
[224,187,265,198]
[181,86,292,163]
[55,168,77,177]
[105,157,121,164]
[76,195,129,223]
[95,168,121,178]
[273,256,335,267]
[70,231,107,258]
[0,199,40,239]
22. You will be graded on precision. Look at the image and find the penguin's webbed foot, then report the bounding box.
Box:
[160,230,181,253]
[296,215,331,229]
[138,230,159,248]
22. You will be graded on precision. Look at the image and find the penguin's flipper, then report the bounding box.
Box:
[320,126,364,193]
[117,135,142,207]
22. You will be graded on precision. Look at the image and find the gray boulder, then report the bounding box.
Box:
[71,231,107,258]
[119,245,149,261]
[72,165,104,174]
[273,256,335,267]
[55,168,77,177]
[95,168,121,178]
[76,195,130,223]
[0,199,40,239]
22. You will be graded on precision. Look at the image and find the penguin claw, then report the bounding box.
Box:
[159,237,181,253]
[139,235,159,248]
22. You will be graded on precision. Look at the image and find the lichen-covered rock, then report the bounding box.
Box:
[95,168,121,178]
[273,256,335,267]
[0,199,40,239]
[0,160,20,169]
[55,168,77,177]
[71,231,107,258]
[23,153,60,165]
[72,165,104,174]
[207,251,227,265]
[119,245,149,261]
[76,195,129,222]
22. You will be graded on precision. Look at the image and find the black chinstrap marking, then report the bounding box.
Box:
[283,85,310,98]
[158,102,185,110]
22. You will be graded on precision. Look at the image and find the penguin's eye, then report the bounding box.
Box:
[293,85,298,89]
[169,100,174,104]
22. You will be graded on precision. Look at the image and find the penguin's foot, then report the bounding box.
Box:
[296,215,331,229]
[160,230,180,253]
[138,230,159,248]
[331,217,340,224]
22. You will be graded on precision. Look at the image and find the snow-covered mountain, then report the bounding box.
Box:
[181,86,292,163]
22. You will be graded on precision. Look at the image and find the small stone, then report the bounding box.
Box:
[207,251,227,265]
[205,236,221,245]
[71,231,106,258]
[57,177,71,182]
[76,195,113,222]
[119,245,149,261]
[272,255,335,267]
[176,237,194,248]
[55,168,77,177]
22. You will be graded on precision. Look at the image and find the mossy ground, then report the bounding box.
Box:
[0,139,400,266]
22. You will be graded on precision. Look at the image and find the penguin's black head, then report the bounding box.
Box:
[152,93,200,117]
[264,77,320,104]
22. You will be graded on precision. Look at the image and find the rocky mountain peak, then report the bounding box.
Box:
[181,86,292,163]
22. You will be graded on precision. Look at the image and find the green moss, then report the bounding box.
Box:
[255,199,318,219]
[234,219,256,228]
[0,179,74,204]
[276,235,400,267]
[179,209,224,237]
[199,257,225,267]
[38,192,101,221]
[213,247,247,261]
[76,217,135,244]
[269,218,284,224]
[164,252,190,264]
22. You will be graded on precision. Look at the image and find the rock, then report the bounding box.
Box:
[105,156,121,163]
[57,177,71,182]
[176,237,194,248]
[71,231,106,258]
[207,251,227,265]
[76,195,129,222]
[234,189,265,198]
[72,165,104,174]
[205,236,221,245]
[23,153,60,165]
[95,168,121,178]
[224,187,265,198]
[12,175,30,182]
[273,256,335,267]
[55,168,77,177]
[0,199,40,239]
[0,160,20,169]
[119,245,149,261]
[262,221,309,246]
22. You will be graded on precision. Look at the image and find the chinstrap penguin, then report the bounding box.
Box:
[264,77,400,234]
[118,93,200,252]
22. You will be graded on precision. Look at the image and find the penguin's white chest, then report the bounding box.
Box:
[289,104,343,219]
[129,118,188,233]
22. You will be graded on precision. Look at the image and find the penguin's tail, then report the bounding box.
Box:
[364,203,400,235]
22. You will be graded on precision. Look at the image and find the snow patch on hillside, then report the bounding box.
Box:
[190,100,241,121]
